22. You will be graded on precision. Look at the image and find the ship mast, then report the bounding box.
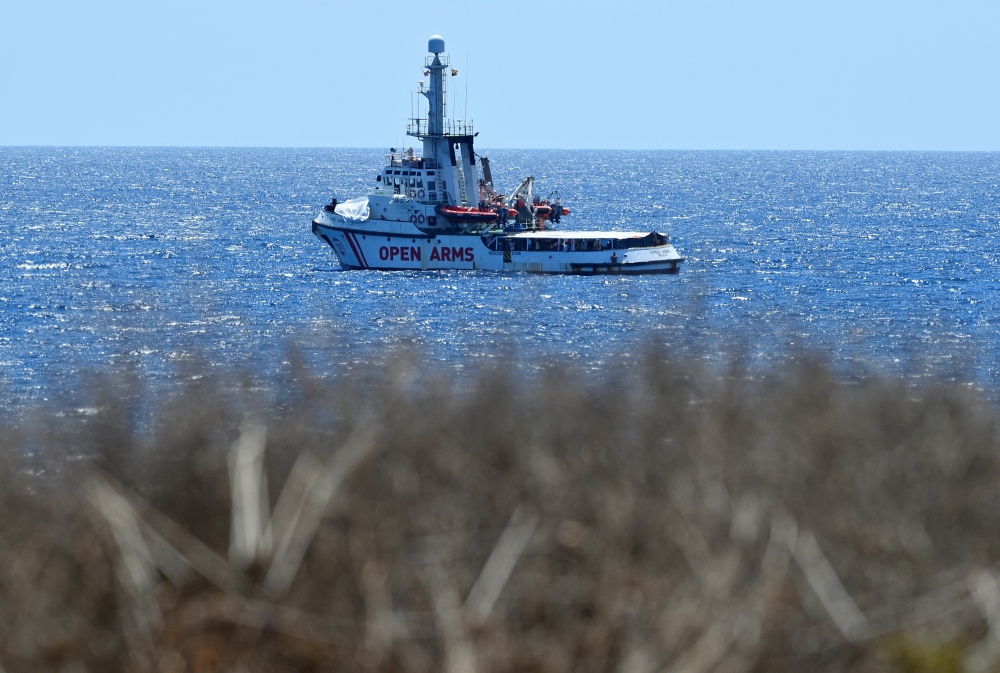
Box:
[409,36,478,206]
[425,36,446,136]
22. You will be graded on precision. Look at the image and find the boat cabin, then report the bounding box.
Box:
[379,167,439,201]
[486,231,671,252]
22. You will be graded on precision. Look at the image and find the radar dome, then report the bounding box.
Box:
[428,35,445,54]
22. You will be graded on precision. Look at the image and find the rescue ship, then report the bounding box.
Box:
[311,36,683,275]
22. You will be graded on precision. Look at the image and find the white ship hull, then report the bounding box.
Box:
[312,212,683,275]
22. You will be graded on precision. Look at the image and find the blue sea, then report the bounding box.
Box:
[3,148,1000,402]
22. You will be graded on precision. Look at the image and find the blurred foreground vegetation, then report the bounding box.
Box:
[3,349,1000,673]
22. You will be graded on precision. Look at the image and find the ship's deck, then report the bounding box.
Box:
[501,230,665,239]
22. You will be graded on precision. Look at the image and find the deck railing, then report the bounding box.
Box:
[406,118,475,137]
[385,154,440,169]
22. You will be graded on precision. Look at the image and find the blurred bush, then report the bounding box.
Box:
[2,350,1000,673]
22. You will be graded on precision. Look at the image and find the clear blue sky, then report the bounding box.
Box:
[2,0,998,150]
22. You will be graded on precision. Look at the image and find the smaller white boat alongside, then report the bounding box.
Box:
[312,36,683,275]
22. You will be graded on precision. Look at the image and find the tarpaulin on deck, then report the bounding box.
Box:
[334,197,370,222]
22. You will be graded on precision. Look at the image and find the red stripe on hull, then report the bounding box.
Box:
[352,233,371,267]
[344,232,367,268]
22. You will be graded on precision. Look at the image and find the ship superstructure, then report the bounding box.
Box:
[311,36,683,274]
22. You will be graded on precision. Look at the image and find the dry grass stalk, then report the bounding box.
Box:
[228,422,272,569]
[264,422,376,599]
[964,569,1000,672]
[792,530,872,643]
[464,505,538,626]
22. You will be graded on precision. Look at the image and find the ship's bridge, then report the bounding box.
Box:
[379,151,443,202]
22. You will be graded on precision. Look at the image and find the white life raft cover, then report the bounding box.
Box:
[334,197,370,222]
